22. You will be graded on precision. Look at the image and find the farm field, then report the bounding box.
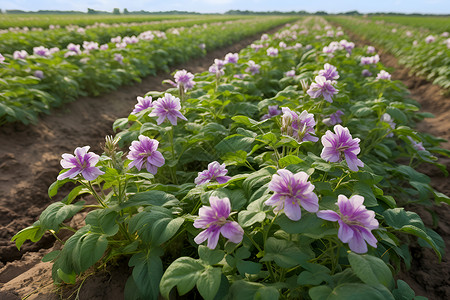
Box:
[0,13,449,300]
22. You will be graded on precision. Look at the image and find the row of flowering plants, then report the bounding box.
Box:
[0,15,248,55]
[0,16,294,126]
[327,16,450,92]
[13,17,449,299]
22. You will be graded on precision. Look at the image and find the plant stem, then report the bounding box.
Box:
[168,126,179,185]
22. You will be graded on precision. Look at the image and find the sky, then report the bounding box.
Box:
[0,0,449,15]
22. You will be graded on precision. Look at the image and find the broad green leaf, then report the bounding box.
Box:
[297,263,331,285]
[215,134,255,154]
[11,220,46,250]
[261,237,311,268]
[159,257,205,298]
[39,201,85,231]
[229,280,278,300]
[348,252,394,290]
[382,208,425,231]
[85,209,119,236]
[197,266,222,300]
[122,190,179,209]
[129,252,163,299]
[71,229,108,273]
[279,155,304,168]
[309,283,393,300]
[236,260,262,275]
[198,245,225,265]
[276,213,325,236]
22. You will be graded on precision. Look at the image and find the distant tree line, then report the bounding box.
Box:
[0,8,448,17]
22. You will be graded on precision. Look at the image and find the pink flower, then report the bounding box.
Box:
[174,69,195,91]
[265,169,319,221]
[57,146,104,181]
[127,135,165,174]
[317,195,379,253]
[321,125,364,172]
[376,70,391,80]
[224,53,239,64]
[149,93,187,126]
[307,75,338,103]
[194,161,231,185]
[194,196,244,249]
[132,96,153,114]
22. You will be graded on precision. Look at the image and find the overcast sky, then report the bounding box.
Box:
[1,0,449,14]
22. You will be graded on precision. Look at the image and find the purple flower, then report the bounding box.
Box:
[111,36,121,43]
[194,161,231,185]
[285,70,296,77]
[67,43,81,54]
[251,43,264,52]
[174,69,195,91]
[321,125,364,172]
[33,46,50,57]
[261,33,269,41]
[149,93,187,125]
[261,105,281,120]
[281,107,318,143]
[425,35,435,43]
[340,40,355,54]
[127,135,165,174]
[360,54,380,65]
[13,50,28,60]
[381,113,395,137]
[376,70,391,80]
[318,63,339,81]
[279,41,287,48]
[0,53,4,63]
[265,169,319,221]
[367,46,375,54]
[34,70,44,79]
[114,53,124,63]
[224,52,239,64]
[407,136,426,151]
[194,196,244,249]
[199,43,206,50]
[362,69,372,77]
[209,63,224,77]
[267,47,278,57]
[57,146,105,181]
[100,44,109,50]
[307,75,339,103]
[317,195,379,253]
[323,110,344,126]
[245,60,260,75]
[132,95,153,114]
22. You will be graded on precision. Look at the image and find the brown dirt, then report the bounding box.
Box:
[1,24,449,299]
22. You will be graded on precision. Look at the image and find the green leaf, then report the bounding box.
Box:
[197,266,222,300]
[57,268,76,284]
[85,209,119,236]
[392,280,415,300]
[159,257,205,298]
[353,182,377,207]
[238,210,266,228]
[71,229,108,273]
[261,237,311,268]
[278,155,304,168]
[215,134,255,154]
[236,260,262,275]
[382,208,425,231]
[297,263,331,285]
[229,281,278,300]
[309,283,393,300]
[11,220,45,250]
[122,190,179,209]
[48,178,73,198]
[39,201,85,231]
[128,208,184,245]
[198,245,225,265]
[276,213,325,236]
[42,250,61,262]
[129,252,163,299]
[348,252,394,290]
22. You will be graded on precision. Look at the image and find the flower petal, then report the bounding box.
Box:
[221,221,244,244]
[284,197,301,221]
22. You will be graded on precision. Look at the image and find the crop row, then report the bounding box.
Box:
[0,15,251,55]
[0,14,200,30]
[366,15,450,32]
[328,16,450,92]
[13,16,449,300]
[0,16,295,126]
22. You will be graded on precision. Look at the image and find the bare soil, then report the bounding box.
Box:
[1,26,449,299]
